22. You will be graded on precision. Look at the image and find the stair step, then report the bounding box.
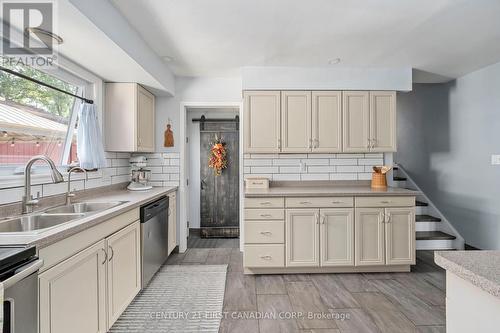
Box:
[416,231,456,240]
[416,214,441,222]
[416,200,429,207]
[393,176,407,181]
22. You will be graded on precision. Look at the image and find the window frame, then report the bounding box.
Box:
[0,56,104,188]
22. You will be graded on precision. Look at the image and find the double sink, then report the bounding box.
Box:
[0,201,128,233]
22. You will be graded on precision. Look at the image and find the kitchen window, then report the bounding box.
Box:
[0,63,89,176]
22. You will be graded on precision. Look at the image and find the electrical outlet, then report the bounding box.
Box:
[491,155,500,165]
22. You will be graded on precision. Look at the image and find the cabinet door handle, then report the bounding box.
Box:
[101,248,108,265]
[260,231,272,235]
[108,245,114,261]
[260,214,272,218]
[299,201,312,205]
[314,139,319,148]
[320,214,325,225]
[315,213,319,224]
[380,200,392,204]
[386,213,391,223]
[260,201,272,205]
[260,255,272,260]
[277,139,281,149]
[332,200,343,204]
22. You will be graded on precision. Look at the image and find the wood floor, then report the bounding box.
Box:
[167,241,446,333]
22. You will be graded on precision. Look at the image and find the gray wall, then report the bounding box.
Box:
[396,61,500,249]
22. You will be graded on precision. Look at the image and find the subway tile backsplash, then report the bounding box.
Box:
[0,151,182,206]
[0,152,132,205]
[244,153,384,181]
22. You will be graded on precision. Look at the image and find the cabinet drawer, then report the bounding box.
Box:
[245,209,284,220]
[245,197,284,209]
[286,197,354,208]
[355,196,415,208]
[244,221,284,244]
[244,244,284,267]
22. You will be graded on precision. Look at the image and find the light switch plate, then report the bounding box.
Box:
[491,155,500,165]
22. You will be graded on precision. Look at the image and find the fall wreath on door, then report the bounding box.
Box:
[208,135,227,176]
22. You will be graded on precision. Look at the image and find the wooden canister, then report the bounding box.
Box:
[371,172,387,189]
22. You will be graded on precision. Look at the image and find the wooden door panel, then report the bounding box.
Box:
[244,91,281,153]
[281,91,312,152]
[385,207,415,265]
[312,91,342,153]
[286,209,319,267]
[320,208,354,266]
[343,91,369,152]
[39,240,107,333]
[107,221,141,327]
[370,91,396,152]
[355,208,385,266]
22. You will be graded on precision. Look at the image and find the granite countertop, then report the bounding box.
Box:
[0,186,177,248]
[245,181,419,197]
[435,251,500,299]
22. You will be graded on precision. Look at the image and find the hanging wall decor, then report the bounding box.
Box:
[208,135,227,176]
[164,119,174,147]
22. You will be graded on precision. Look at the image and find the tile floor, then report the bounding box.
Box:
[167,239,446,333]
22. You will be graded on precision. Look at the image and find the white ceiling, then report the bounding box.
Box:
[111,0,500,81]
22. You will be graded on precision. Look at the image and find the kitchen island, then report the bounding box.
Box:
[435,250,500,333]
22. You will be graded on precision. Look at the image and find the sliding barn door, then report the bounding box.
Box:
[200,120,239,238]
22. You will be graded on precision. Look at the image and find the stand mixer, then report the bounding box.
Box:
[127,156,153,191]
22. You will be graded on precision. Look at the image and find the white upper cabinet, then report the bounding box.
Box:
[281,91,312,152]
[105,83,155,152]
[244,90,396,154]
[370,91,396,152]
[312,91,342,153]
[343,91,370,153]
[244,91,281,153]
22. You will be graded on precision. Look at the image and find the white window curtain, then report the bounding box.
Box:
[77,102,107,169]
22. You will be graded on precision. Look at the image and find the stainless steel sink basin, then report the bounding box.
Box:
[0,214,84,233]
[44,201,127,214]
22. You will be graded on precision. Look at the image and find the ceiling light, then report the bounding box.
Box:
[162,56,174,62]
[25,27,63,45]
[328,58,341,65]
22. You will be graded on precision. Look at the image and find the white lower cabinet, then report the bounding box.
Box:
[355,208,385,266]
[385,207,415,265]
[355,207,415,266]
[106,221,141,326]
[286,209,319,267]
[245,196,415,273]
[39,240,107,333]
[39,220,142,333]
[320,208,354,266]
[167,192,177,255]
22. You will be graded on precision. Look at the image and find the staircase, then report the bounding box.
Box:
[392,165,464,250]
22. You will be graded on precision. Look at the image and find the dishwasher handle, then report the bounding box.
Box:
[3,259,43,289]
[141,197,169,222]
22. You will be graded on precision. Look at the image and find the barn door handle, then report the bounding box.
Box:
[201,179,207,190]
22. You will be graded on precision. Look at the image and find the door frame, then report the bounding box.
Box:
[179,101,244,253]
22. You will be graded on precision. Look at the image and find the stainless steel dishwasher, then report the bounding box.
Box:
[140,196,169,287]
